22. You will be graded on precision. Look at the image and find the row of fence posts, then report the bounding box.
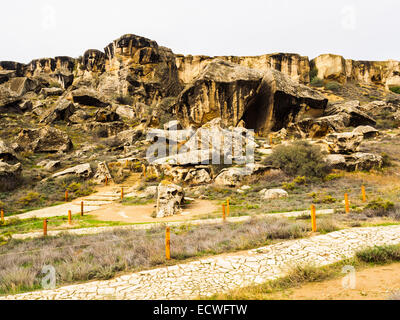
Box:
[1,178,369,261]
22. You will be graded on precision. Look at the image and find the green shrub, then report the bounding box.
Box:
[324,81,341,91]
[390,87,400,94]
[365,198,394,211]
[310,77,324,87]
[17,192,43,207]
[309,67,318,80]
[264,141,330,179]
[356,245,400,264]
[115,95,134,105]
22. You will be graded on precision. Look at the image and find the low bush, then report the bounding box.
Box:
[356,245,400,264]
[389,87,400,94]
[324,81,342,91]
[264,141,330,179]
[310,77,324,87]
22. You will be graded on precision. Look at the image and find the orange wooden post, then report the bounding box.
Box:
[142,164,146,178]
[68,210,72,225]
[0,209,4,223]
[226,198,230,217]
[311,204,317,232]
[80,201,84,216]
[269,135,273,145]
[65,190,68,202]
[43,219,48,237]
[345,193,350,213]
[165,226,171,260]
[121,187,124,200]
[222,204,226,222]
[105,176,108,186]
[361,185,366,202]
[125,160,129,168]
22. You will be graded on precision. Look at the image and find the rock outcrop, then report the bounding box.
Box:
[156,182,184,218]
[15,127,73,153]
[0,161,22,191]
[176,60,327,134]
[311,54,400,89]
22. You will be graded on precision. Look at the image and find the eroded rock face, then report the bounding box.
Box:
[52,163,92,179]
[15,126,73,153]
[324,100,376,127]
[0,139,18,162]
[175,53,311,84]
[0,161,22,191]
[176,60,327,134]
[353,126,379,138]
[311,54,400,88]
[93,162,112,183]
[156,182,184,218]
[214,167,246,187]
[325,132,364,154]
[98,34,182,106]
[40,99,76,124]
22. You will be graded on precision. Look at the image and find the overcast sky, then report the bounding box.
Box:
[1,0,399,63]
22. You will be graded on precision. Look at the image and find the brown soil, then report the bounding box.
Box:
[270,263,400,300]
[91,199,220,223]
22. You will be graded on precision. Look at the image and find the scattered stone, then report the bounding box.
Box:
[214,167,246,187]
[345,152,383,171]
[37,160,61,171]
[184,168,211,185]
[260,188,288,200]
[40,87,64,98]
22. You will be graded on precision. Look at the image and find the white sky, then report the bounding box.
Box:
[1,0,399,63]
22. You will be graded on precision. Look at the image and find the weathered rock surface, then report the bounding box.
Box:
[353,125,379,138]
[311,54,400,88]
[260,188,289,200]
[156,182,184,218]
[40,87,64,98]
[176,60,327,134]
[0,139,18,162]
[93,162,112,183]
[0,161,22,191]
[40,100,76,124]
[214,167,247,186]
[52,163,92,179]
[325,132,364,154]
[324,100,376,127]
[15,127,73,153]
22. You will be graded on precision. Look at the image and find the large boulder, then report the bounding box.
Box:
[324,100,376,127]
[0,139,18,162]
[260,188,289,200]
[40,99,76,124]
[93,162,112,183]
[15,126,73,153]
[214,167,247,187]
[70,87,110,107]
[353,126,379,139]
[0,161,22,191]
[156,182,184,218]
[176,59,327,134]
[345,153,383,171]
[52,163,92,179]
[325,132,363,154]
[40,87,64,98]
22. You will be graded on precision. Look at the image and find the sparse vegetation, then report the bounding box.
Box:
[324,81,342,91]
[264,141,330,179]
[389,87,400,94]
[0,216,310,295]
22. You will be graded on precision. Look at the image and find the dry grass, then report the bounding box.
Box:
[0,216,309,295]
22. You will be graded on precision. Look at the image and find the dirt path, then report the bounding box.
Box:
[269,263,400,300]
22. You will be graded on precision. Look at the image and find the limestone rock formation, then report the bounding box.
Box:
[0,139,18,162]
[15,126,73,153]
[40,99,76,124]
[353,126,379,139]
[324,101,376,127]
[176,60,327,134]
[52,163,92,179]
[311,54,400,89]
[260,188,289,200]
[0,161,22,191]
[156,182,184,218]
[325,132,364,154]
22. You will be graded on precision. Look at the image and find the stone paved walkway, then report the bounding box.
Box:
[11,209,334,240]
[2,224,400,300]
